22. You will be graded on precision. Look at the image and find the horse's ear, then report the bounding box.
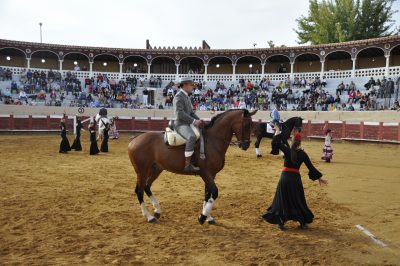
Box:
[248,110,258,116]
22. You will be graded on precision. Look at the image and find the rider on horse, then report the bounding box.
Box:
[173,77,203,173]
[271,105,281,135]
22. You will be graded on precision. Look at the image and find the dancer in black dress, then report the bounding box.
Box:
[100,122,110,152]
[89,121,99,155]
[261,132,328,230]
[59,117,71,153]
[71,118,83,151]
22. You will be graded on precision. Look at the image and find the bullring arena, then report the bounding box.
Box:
[1,14,400,265]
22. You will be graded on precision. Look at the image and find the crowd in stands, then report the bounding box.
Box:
[1,67,399,111]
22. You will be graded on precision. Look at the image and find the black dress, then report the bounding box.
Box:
[59,122,71,153]
[262,135,322,225]
[71,122,82,151]
[89,126,99,155]
[100,126,109,152]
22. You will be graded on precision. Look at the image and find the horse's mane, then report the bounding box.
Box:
[204,109,248,129]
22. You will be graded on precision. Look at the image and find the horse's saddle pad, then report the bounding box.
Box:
[165,124,200,146]
[266,123,275,134]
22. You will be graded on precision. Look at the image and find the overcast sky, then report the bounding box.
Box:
[0,0,399,49]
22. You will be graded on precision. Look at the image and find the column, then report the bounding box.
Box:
[290,62,294,80]
[385,54,390,77]
[351,58,356,78]
[232,64,236,82]
[175,64,180,80]
[59,60,63,72]
[26,58,31,69]
[147,63,151,79]
[89,61,93,78]
[320,60,325,79]
[261,63,265,76]
[119,62,123,80]
[204,64,208,81]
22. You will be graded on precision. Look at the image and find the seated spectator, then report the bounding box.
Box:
[347,90,356,104]
[5,68,12,80]
[336,81,345,95]
[74,64,81,71]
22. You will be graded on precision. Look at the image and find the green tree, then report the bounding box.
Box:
[295,0,397,44]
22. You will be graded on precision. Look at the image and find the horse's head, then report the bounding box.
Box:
[294,117,303,132]
[233,109,257,150]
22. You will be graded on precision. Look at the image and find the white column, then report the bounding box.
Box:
[175,64,180,80]
[147,63,151,79]
[351,58,356,78]
[204,64,208,81]
[261,63,265,75]
[59,60,63,74]
[320,60,325,79]
[232,64,236,82]
[26,58,31,69]
[385,54,390,77]
[119,62,123,80]
[290,62,294,80]
[89,62,93,78]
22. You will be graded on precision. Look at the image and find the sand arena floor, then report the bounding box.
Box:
[0,133,399,265]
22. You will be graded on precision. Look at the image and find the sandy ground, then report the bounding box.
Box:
[0,133,399,265]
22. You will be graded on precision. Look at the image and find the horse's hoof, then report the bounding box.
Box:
[148,217,157,224]
[257,155,262,158]
[154,212,161,219]
[198,214,207,225]
[207,219,216,225]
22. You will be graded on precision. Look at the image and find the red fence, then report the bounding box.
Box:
[1,115,399,143]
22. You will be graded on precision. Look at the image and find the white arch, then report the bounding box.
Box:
[208,55,233,64]
[265,54,291,62]
[63,52,90,61]
[355,46,385,58]
[92,53,120,61]
[389,44,400,54]
[178,56,205,64]
[150,55,176,64]
[123,55,148,63]
[235,55,262,64]
[293,52,321,62]
[30,49,60,59]
[0,47,27,58]
[324,50,352,59]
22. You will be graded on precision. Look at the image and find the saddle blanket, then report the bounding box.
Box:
[165,124,200,146]
[266,123,276,134]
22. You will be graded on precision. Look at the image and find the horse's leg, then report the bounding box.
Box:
[254,136,262,158]
[135,175,156,223]
[203,185,216,224]
[198,173,218,225]
[144,166,163,219]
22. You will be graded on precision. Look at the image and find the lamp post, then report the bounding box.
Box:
[39,22,43,43]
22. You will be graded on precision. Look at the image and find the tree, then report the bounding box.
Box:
[295,0,397,44]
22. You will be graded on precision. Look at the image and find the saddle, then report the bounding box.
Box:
[164,121,201,146]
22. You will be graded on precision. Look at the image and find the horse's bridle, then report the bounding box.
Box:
[237,114,251,148]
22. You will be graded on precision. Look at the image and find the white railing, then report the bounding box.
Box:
[293,71,321,79]
[355,67,386,78]
[324,70,352,79]
[207,74,234,82]
[179,74,205,82]
[389,66,400,77]
[264,73,290,81]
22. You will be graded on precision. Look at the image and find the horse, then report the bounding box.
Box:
[253,116,303,157]
[128,109,257,224]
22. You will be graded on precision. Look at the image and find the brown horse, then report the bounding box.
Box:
[128,109,257,224]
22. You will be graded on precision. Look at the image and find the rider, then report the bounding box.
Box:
[173,77,203,173]
[271,105,282,135]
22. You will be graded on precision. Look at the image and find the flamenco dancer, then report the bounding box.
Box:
[89,120,99,155]
[59,116,71,153]
[321,125,333,162]
[71,118,83,151]
[100,121,110,152]
[261,132,328,230]
[109,117,119,139]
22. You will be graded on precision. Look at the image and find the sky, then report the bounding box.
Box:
[0,0,399,50]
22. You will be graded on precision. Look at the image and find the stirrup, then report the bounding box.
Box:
[184,164,200,173]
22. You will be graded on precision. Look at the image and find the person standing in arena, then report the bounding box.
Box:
[173,77,203,173]
[261,132,328,230]
[100,122,110,152]
[71,118,83,151]
[59,116,71,153]
[89,120,99,155]
[321,125,333,162]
